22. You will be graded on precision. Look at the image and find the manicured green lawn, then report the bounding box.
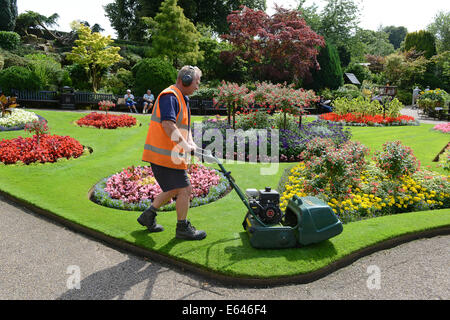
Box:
[0,110,449,279]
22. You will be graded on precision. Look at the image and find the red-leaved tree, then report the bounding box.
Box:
[221,5,325,83]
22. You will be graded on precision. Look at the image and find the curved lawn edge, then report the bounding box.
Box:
[1,187,449,286]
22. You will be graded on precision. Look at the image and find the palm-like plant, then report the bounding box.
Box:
[0,94,19,117]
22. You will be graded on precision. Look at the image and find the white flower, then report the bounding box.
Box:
[0,109,39,127]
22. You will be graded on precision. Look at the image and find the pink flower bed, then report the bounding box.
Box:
[433,123,450,133]
[104,164,221,203]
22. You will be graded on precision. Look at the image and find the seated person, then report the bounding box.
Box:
[124,89,138,113]
[142,89,154,114]
[319,97,333,113]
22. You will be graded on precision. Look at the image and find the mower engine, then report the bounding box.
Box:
[246,187,283,225]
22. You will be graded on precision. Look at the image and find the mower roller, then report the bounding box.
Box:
[194,149,343,249]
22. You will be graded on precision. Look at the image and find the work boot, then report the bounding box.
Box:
[176,220,206,240]
[137,208,164,232]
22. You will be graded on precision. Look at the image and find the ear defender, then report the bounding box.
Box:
[181,66,195,86]
[182,74,193,86]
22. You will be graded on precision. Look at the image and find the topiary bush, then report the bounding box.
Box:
[0,66,40,95]
[132,57,177,96]
[0,31,20,50]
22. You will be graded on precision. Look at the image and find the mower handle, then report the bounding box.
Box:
[192,147,270,227]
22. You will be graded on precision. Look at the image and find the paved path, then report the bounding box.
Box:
[400,106,448,124]
[0,194,448,300]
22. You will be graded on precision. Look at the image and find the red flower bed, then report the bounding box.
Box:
[76,112,136,129]
[320,112,416,125]
[0,134,84,165]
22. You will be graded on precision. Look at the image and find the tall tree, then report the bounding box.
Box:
[382,25,408,49]
[143,0,203,68]
[67,24,122,92]
[427,10,450,53]
[105,0,266,39]
[14,11,60,38]
[0,0,18,31]
[350,28,395,59]
[312,0,361,48]
[222,5,325,83]
[104,0,142,40]
[404,30,437,59]
[310,40,343,90]
[297,0,360,67]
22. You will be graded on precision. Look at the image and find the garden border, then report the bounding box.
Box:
[1,188,448,287]
[0,114,47,132]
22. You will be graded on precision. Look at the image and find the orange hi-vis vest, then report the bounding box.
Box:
[142,85,190,170]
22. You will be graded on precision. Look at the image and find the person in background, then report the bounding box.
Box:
[142,89,154,114]
[124,89,138,113]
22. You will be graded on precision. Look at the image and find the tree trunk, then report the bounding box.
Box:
[233,102,236,129]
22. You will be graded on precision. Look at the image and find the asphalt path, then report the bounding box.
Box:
[0,194,448,300]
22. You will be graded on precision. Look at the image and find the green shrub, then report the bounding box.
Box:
[132,57,177,96]
[271,111,299,131]
[310,41,343,90]
[345,62,372,84]
[65,63,91,91]
[190,86,218,100]
[0,66,40,94]
[0,48,29,69]
[0,54,4,71]
[235,109,271,130]
[374,141,418,178]
[333,84,363,100]
[25,53,65,90]
[404,30,437,59]
[0,31,20,50]
[101,68,134,95]
[396,89,413,106]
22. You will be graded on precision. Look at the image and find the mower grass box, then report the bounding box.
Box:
[243,195,343,249]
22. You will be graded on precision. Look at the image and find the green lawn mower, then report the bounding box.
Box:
[196,149,343,249]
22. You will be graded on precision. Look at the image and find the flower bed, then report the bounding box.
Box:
[279,139,450,224]
[0,134,85,165]
[433,123,450,133]
[92,163,230,211]
[0,109,42,131]
[76,112,136,129]
[320,112,418,126]
[194,117,352,162]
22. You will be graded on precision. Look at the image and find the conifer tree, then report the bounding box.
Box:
[0,0,18,31]
[143,0,203,67]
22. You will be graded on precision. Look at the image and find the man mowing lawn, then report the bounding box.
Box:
[138,66,206,241]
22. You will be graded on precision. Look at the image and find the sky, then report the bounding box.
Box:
[17,0,450,38]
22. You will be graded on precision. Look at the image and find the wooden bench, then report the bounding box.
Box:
[201,100,227,115]
[11,89,59,106]
[74,92,115,105]
[188,99,202,115]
